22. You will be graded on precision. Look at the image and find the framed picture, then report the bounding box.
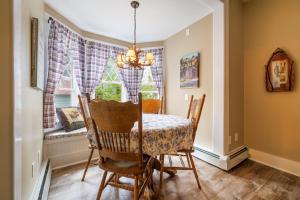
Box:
[180,52,200,88]
[31,17,44,90]
[265,48,294,92]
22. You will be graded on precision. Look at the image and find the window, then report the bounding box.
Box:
[95,57,124,101]
[54,51,80,108]
[140,67,159,99]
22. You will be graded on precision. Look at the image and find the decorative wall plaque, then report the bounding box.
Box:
[265,48,294,92]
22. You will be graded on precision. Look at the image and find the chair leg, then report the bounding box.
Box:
[134,175,139,200]
[158,154,164,197]
[96,170,108,200]
[186,152,191,168]
[81,148,94,181]
[188,152,201,189]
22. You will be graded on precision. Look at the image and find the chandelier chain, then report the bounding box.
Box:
[134,6,136,45]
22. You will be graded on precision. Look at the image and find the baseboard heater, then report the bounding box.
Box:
[193,145,249,171]
[31,159,52,200]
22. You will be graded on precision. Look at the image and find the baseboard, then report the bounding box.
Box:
[30,159,52,200]
[193,145,248,170]
[52,158,98,171]
[248,148,300,177]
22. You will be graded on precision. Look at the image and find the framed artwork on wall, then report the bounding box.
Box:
[30,17,44,90]
[180,52,200,88]
[265,48,294,92]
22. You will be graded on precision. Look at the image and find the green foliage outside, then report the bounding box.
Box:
[96,58,159,101]
[95,83,122,101]
[95,58,122,101]
[140,84,159,99]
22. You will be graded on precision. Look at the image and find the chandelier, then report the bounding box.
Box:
[116,0,155,68]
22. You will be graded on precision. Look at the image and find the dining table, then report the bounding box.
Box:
[131,114,193,157]
[87,113,194,175]
[87,113,194,198]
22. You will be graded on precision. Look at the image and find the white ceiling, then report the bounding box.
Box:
[45,0,214,43]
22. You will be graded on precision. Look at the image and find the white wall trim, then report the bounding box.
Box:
[248,148,300,178]
[212,1,226,156]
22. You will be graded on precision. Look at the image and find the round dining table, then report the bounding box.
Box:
[130,114,194,157]
[87,113,194,198]
[87,113,193,176]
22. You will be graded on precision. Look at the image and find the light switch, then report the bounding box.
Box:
[186,28,190,36]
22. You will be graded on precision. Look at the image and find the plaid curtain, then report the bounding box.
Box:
[119,68,144,103]
[144,48,164,98]
[71,34,86,93]
[84,41,111,94]
[43,21,72,128]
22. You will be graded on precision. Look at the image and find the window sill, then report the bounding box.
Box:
[44,127,87,141]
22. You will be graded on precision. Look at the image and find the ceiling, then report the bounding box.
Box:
[45,0,214,43]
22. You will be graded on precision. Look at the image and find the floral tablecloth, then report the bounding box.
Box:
[87,114,193,157]
[130,114,193,156]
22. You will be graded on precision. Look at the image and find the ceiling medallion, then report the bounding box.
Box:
[116,0,155,69]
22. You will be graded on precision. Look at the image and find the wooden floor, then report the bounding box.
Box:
[48,158,300,200]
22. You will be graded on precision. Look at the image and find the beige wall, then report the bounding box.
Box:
[14,0,45,198]
[164,14,213,149]
[0,0,13,199]
[228,0,244,151]
[244,0,300,162]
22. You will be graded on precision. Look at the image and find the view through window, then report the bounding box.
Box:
[54,56,159,108]
[95,58,123,101]
[95,58,159,101]
[55,51,75,108]
[140,67,159,99]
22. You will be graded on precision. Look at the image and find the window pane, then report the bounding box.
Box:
[97,57,123,101]
[55,95,71,108]
[141,92,159,99]
[140,67,158,99]
[55,53,73,107]
[96,82,122,101]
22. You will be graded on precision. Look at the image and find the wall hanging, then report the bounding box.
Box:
[265,48,294,92]
[31,17,44,90]
[180,52,200,88]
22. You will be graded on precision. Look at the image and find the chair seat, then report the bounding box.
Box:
[99,155,151,175]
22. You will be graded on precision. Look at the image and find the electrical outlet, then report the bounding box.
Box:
[184,94,189,101]
[234,132,238,142]
[229,136,232,145]
[32,162,35,178]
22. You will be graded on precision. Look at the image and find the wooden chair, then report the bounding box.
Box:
[142,96,164,114]
[159,94,206,194]
[78,95,97,181]
[88,93,154,200]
